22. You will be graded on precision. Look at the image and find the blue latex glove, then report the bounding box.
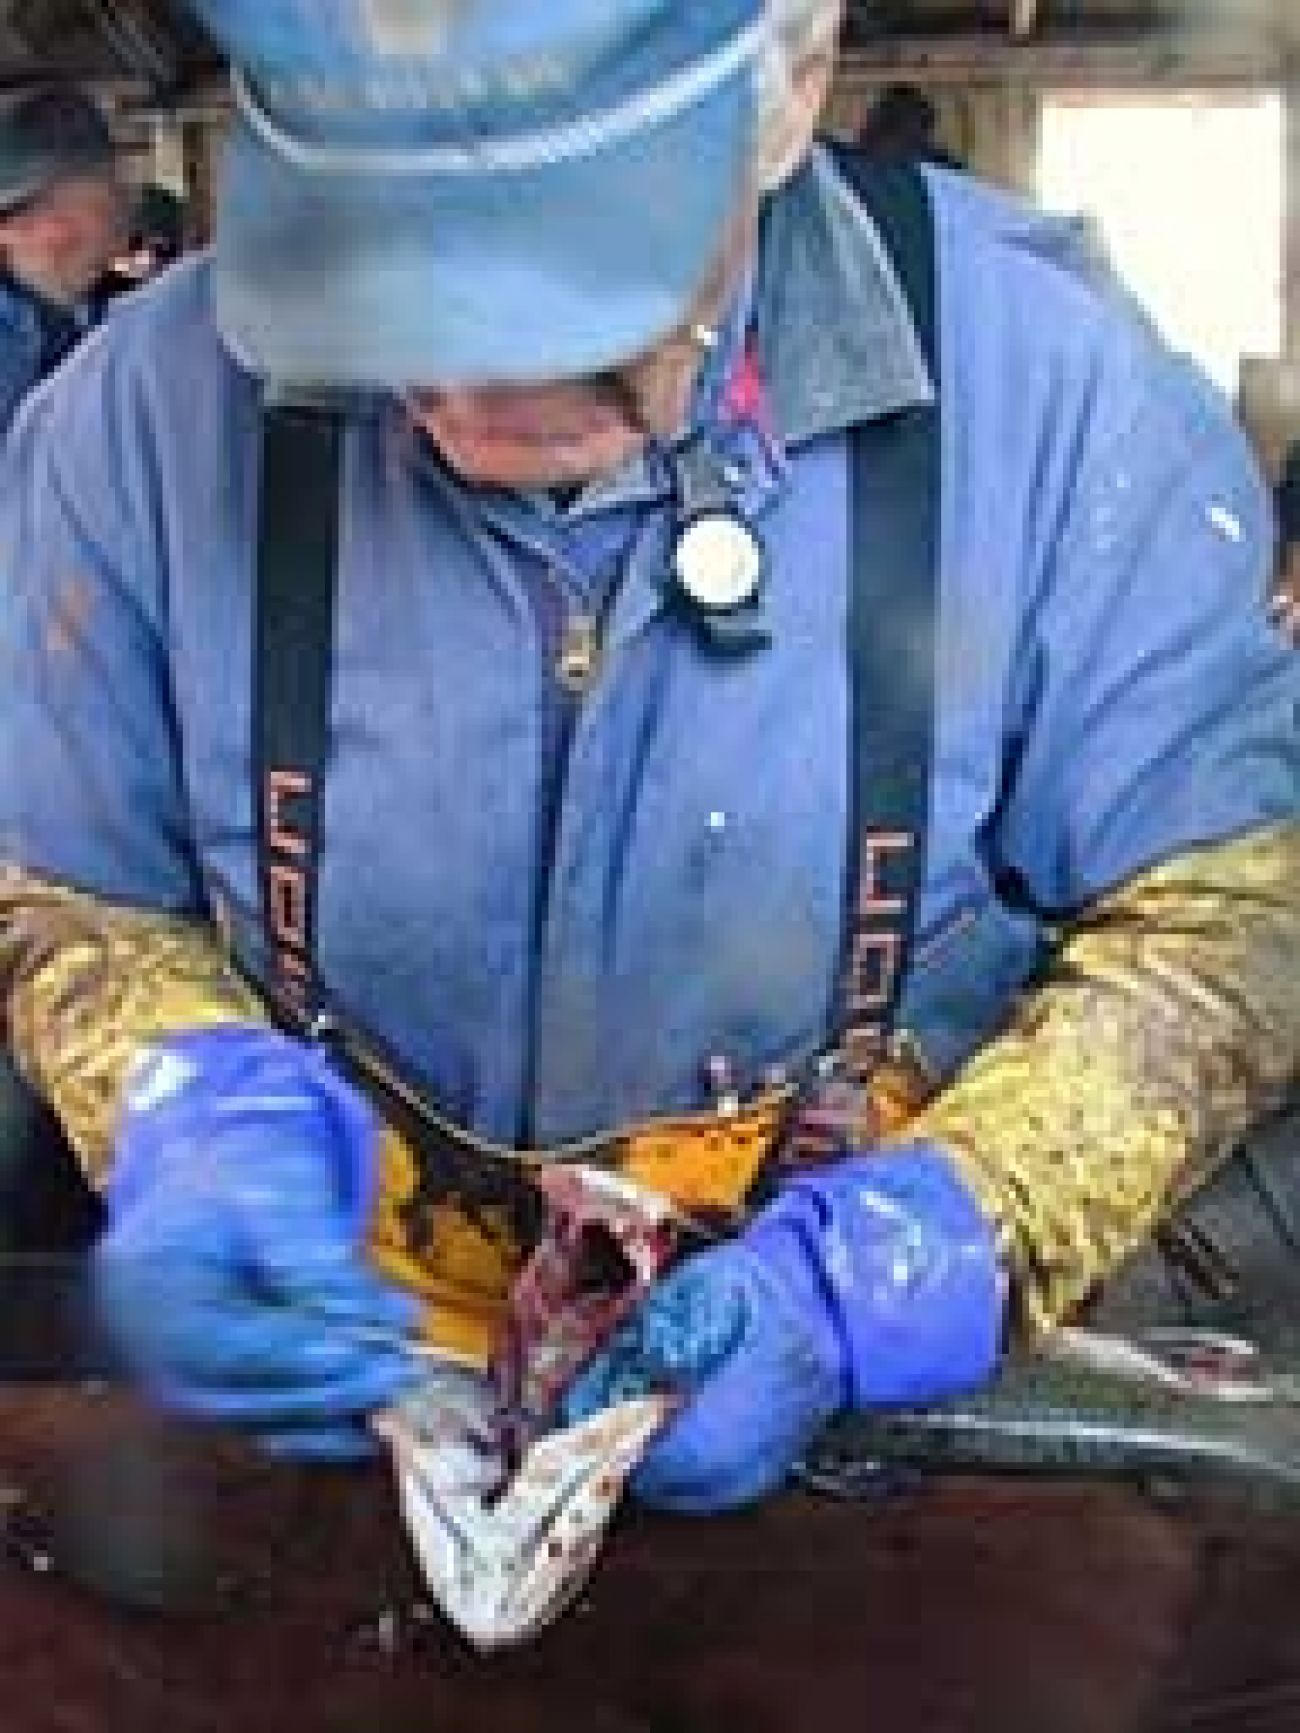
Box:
[564,1145,1005,1512]
[94,1025,422,1460]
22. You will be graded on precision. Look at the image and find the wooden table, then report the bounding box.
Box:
[3,1387,1300,1733]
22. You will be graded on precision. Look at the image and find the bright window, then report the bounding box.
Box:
[1038,92,1285,395]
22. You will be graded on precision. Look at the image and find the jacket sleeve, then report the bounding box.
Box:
[896,822,1300,1329]
[896,268,1300,1329]
[0,293,218,912]
[0,327,264,1183]
[0,868,266,1186]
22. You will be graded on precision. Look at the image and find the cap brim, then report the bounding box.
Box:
[214,74,752,388]
[0,146,116,216]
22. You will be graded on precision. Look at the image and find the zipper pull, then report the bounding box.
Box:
[555,612,601,698]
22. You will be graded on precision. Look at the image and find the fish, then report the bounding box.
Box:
[797,1327,1300,1505]
[376,1371,672,1652]
[373,1163,683,1652]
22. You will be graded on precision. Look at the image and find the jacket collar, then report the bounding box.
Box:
[757,145,934,447]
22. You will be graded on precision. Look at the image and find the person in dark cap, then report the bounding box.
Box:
[1272,439,1300,645]
[855,80,963,170]
[0,84,127,1264]
[0,83,127,434]
[94,183,188,311]
[129,183,186,270]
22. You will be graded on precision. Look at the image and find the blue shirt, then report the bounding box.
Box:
[1,151,1296,1145]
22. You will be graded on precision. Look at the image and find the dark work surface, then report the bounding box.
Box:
[0,1052,103,1260]
[0,1053,115,1380]
[2,1387,1300,1733]
[3,1064,1300,1730]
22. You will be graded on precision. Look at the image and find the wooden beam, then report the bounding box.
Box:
[181,116,217,246]
[1010,0,1039,43]
[838,26,1283,88]
[1287,74,1300,358]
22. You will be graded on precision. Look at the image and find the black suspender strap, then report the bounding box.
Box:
[253,402,343,1027]
[249,407,529,1240]
[778,157,942,1175]
[837,160,942,1086]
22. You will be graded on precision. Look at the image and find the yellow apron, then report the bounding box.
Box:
[366,1061,929,1368]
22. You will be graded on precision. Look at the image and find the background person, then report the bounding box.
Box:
[854,79,964,169]
[0,83,126,434]
[94,183,188,311]
[1272,438,1300,644]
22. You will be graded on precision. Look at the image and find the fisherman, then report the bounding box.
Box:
[0,0,1296,1510]
[0,83,126,435]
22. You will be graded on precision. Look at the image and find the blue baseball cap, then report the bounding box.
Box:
[187,1,764,388]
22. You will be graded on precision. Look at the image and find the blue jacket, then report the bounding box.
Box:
[1,152,1295,1146]
[0,273,92,437]
[0,276,47,437]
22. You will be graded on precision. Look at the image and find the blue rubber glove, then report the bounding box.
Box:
[94,1025,422,1460]
[564,1145,1005,1512]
